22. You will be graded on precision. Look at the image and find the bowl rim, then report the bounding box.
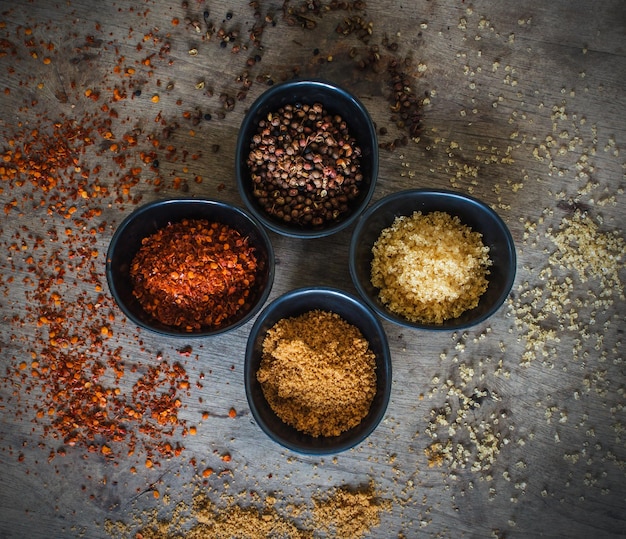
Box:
[244,286,392,454]
[235,78,379,239]
[105,197,275,338]
[349,188,517,331]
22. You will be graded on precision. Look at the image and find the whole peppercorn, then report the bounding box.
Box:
[246,103,363,227]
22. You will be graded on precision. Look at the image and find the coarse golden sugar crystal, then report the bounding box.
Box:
[371,211,491,324]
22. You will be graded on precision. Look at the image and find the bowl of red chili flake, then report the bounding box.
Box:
[106,198,275,336]
[235,79,379,239]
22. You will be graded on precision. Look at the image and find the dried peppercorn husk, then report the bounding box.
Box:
[130,219,258,331]
[247,102,364,227]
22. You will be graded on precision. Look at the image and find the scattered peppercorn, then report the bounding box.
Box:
[380,58,422,150]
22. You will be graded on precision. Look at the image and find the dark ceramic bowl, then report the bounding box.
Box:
[235,79,379,238]
[106,198,275,337]
[244,287,392,454]
[349,189,517,330]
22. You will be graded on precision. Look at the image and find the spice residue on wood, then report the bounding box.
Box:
[130,218,258,331]
[257,310,377,437]
[110,482,389,539]
[371,211,491,324]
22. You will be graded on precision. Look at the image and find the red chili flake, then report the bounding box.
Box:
[130,219,259,331]
[0,18,193,469]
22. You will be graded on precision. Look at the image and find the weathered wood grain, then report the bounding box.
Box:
[1,0,624,537]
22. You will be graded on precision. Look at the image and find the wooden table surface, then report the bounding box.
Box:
[1,1,624,537]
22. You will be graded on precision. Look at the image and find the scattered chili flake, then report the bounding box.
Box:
[0,21,200,468]
[228,407,237,418]
[130,219,259,331]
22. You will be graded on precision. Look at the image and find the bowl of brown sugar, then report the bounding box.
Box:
[235,79,379,238]
[106,198,275,337]
[244,287,392,454]
[349,189,517,330]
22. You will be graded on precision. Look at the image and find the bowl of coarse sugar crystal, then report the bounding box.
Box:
[106,198,275,337]
[244,287,392,454]
[349,188,517,331]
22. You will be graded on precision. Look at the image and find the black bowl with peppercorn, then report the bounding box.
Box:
[106,198,275,337]
[235,79,379,238]
[349,189,517,331]
[244,287,392,454]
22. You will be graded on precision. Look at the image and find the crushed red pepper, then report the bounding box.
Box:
[0,0,416,471]
[0,21,191,465]
[130,219,258,331]
[5,239,190,463]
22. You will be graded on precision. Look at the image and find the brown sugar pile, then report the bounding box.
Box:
[116,484,390,539]
[257,310,377,437]
[312,484,392,539]
[112,494,310,539]
[371,211,491,324]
